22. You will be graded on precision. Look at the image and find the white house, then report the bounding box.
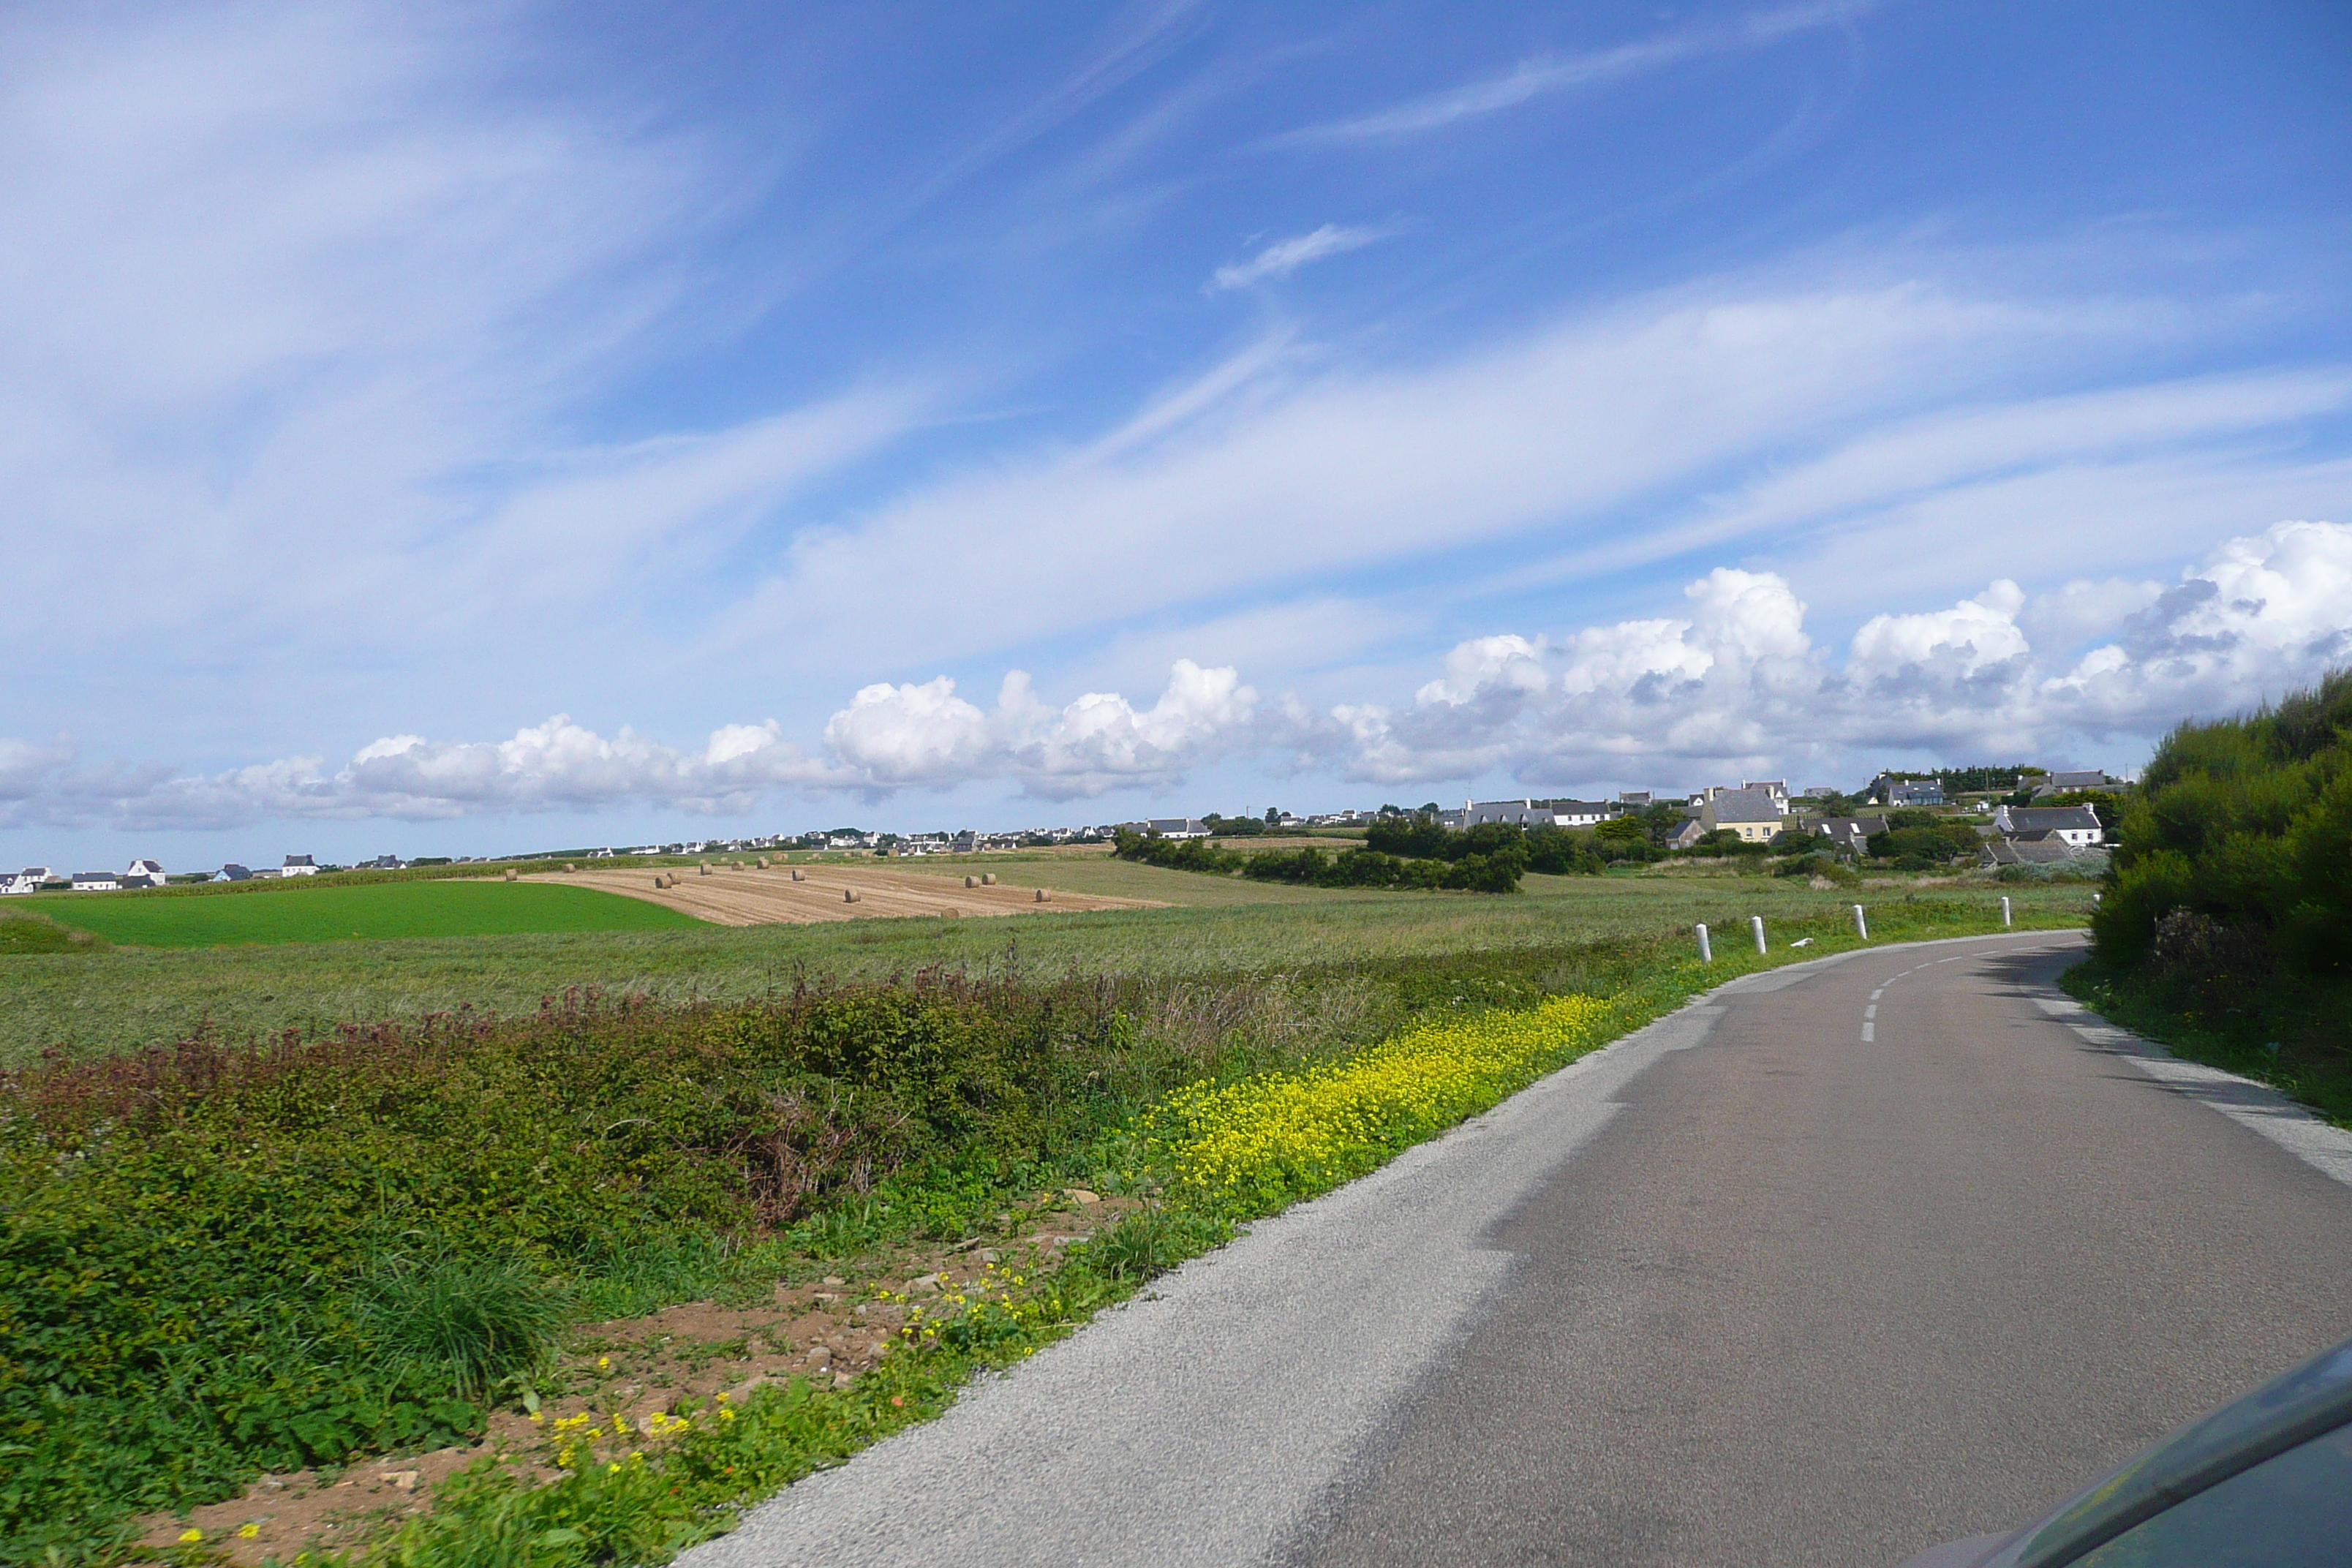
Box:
[1742,780,1792,813]
[1,867,47,895]
[218,863,254,881]
[1144,818,1211,839]
[1458,798,1616,829]
[1991,804,2104,848]
[281,854,319,876]
[71,870,121,892]
[121,858,167,889]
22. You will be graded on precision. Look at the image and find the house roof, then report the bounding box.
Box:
[1705,788,1784,824]
[1984,839,2081,865]
[2003,805,2100,832]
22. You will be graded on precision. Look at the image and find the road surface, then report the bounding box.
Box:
[676,930,2352,1568]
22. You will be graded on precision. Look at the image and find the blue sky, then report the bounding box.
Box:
[4,1,2350,867]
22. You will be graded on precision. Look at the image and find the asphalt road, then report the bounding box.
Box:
[678,931,2352,1568]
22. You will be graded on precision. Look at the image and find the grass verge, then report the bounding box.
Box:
[2059,957,2352,1128]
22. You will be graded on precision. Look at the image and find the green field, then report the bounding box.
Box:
[9,879,698,951]
[0,862,2093,1067]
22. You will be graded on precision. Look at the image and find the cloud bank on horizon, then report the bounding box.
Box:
[1,2,2347,854]
[7,519,2345,828]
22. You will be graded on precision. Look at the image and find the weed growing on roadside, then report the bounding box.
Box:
[355,1253,572,1401]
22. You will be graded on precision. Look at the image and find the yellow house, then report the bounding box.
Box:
[1697,788,1787,844]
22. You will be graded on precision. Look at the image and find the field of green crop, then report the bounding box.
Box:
[6,879,698,951]
[0,864,2094,1067]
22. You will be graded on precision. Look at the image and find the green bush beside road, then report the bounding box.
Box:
[2078,666,2352,1123]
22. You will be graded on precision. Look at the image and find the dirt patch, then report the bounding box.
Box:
[525,864,1163,928]
[135,1190,1134,1564]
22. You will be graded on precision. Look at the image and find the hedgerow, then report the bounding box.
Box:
[1111,820,1606,892]
[0,974,1150,1563]
[2079,665,2352,1119]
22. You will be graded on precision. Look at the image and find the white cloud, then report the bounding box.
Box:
[0,716,841,830]
[1305,521,2352,788]
[1417,635,1550,706]
[2040,519,2352,733]
[2021,577,2168,652]
[826,660,1259,800]
[1269,1,1874,146]
[7,524,2349,832]
[1849,580,2029,684]
[0,1,924,759]
[1210,224,1389,290]
[730,274,2165,682]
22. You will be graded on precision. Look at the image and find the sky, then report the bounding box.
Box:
[3,0,2350,867]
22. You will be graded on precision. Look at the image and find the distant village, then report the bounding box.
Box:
[1,764,2125,895]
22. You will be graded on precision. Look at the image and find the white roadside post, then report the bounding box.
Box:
[2001,895,2013,928]
[1853,903,1869,940]
[1751,914,1767,954]
[1695,923,1713,962]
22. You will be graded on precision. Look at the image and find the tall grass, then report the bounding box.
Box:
[357,1254,572,1401]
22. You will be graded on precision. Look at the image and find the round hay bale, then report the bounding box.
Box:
[981,872,997,886]
[653,875,666,888]
[965,875,979,888]
[756,857,769,869]
[503,868,517,882]
[698,864,711,877]
[843,889,859,903]
[564,862,576,872]
[1034,887,1049,902]
[791,869,804,881]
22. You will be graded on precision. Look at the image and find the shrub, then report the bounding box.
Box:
[2093,666,2352,979]
[1112,829,1527,892]
[0,974,1150,1556]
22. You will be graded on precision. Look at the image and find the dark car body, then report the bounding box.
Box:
[1901,1331,2352,1567]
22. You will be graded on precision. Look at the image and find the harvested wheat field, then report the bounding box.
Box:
[524,862,1164,927]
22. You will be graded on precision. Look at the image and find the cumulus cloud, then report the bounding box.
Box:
[826,660,1259,799]
[1210,225,1389,290]
[7,522,2349,830]
[1359,519,2352,785]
